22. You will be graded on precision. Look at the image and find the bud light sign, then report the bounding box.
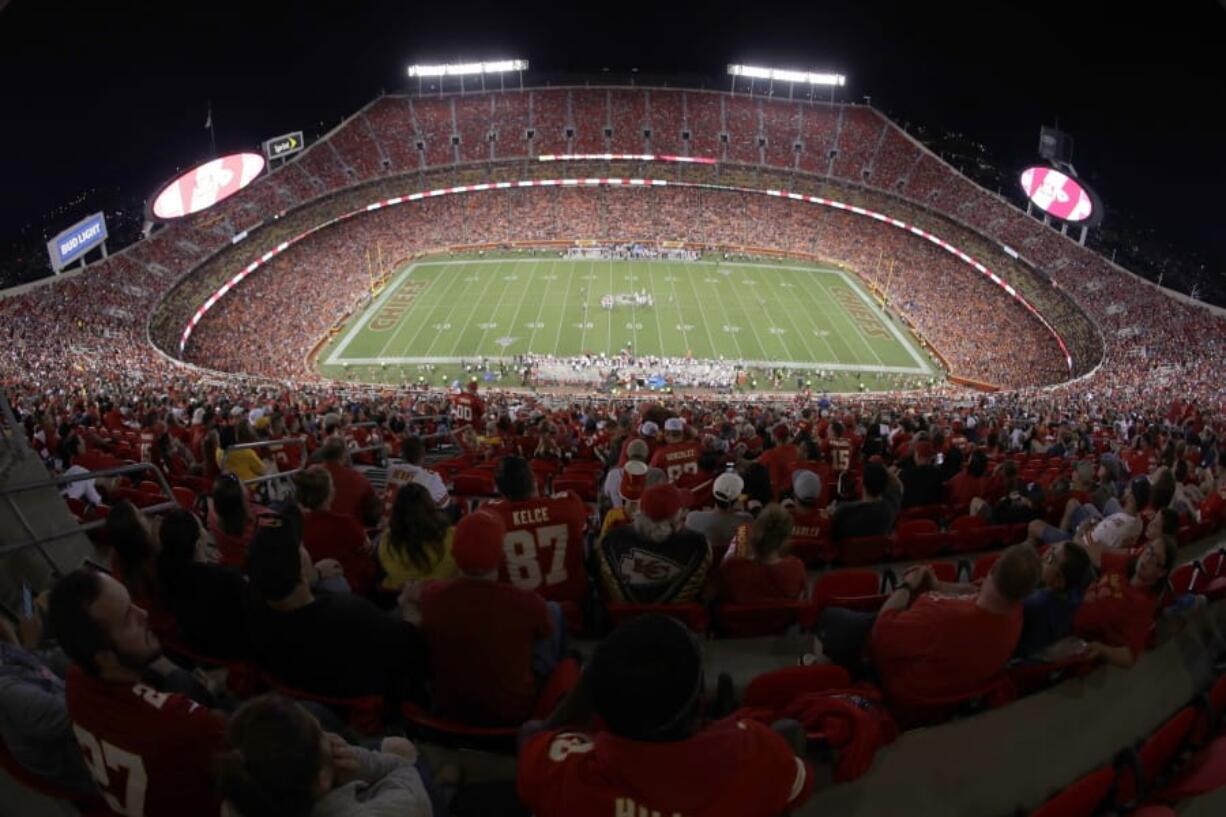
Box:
[47,211,108,272]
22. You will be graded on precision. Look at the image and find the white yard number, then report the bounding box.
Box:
[504,524,568,589]
[73,725,149,817]
[666,461,700,482]
[454,403,473,422]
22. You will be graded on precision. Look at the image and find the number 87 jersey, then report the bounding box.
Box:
[486,492,589,605]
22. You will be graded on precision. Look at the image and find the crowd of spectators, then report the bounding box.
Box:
[0,83,1222,442]
[4,373,1224,814]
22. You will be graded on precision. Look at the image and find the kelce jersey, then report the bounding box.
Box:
[518,718,812,817]
[451,393,485,429]
[66,666,226,817]
[487,493,589,604]
[649,440,703,482]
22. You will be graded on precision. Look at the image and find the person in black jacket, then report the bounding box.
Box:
[899,440,946,509]
[156,508,253,660]
[245,504,427,702]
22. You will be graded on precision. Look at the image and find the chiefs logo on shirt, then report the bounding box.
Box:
[619,548,685,584]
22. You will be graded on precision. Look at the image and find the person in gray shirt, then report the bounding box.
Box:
[0,611,95,798]
[219,694,436,817]
[685,471,752,559]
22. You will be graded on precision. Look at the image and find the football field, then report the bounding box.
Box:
[317,254,938,391]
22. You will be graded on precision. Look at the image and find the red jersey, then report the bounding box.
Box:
[649,440,703,482]
[488,493,588,605]
[786,505,833,564]
[322,461,378,526]
[1073,572,1156,660]
[138,430,157,464]
[66,667,225,817]
[755,443,799,498]
[302,509,376,593]
[1123,449,1150,478]
[870,594,1021,703]
[827,437,857,473]
[518,718,812,817]
[451,392,485,429]
[421,578,551,725]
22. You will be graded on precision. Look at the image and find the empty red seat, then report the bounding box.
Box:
[261,674,386,736]
[838,535,893,566]
[713,600,816,637]
[894,519,946,560]
[812,570,886,615]
[1114,706,1197,807]
[948,515,988,553]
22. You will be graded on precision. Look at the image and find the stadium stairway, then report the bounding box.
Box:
[0,430,93,618]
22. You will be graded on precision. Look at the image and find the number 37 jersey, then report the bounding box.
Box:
[486,493,589,605]
[65,666,226,817]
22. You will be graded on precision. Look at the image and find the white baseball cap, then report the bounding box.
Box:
[664,417,685,432]
[792,470,822,501]
[713,472,745,503]
[639,421,659,437]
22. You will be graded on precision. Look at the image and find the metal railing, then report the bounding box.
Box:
[221,439,311,506]
[0,462,178,570]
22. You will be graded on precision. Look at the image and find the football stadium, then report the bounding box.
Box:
[2,8,1226,817]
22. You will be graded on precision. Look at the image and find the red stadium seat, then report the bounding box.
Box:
[171,485,197,511]
[553,477,598,502]
[605,602,709,634]
[893,519,946,560]
[1114,706,1197,807]
[399,657,581,748]
[1029,767,1116,817]
[838,535,893,566]
[811,570,886,616]
[897,504,948,525]
[948,515,989,553]
[713,600,817,637]
[261,674,386,736]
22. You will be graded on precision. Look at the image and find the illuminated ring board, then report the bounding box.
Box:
[1019,166,1095,224]
[151,152,266,220]
[177,177,1075,373]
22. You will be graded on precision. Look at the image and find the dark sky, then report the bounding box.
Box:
[2,0,1224,276]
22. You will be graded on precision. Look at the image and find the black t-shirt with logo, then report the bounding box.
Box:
[598,526,712,604]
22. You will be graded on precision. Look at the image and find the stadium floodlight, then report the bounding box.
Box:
[407,59,528,78]
[727,64,846,87]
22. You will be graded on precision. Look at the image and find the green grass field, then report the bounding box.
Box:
[316,253,940,392]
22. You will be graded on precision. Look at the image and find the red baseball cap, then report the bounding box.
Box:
[640,483,691,521]
[620,460,649,501]
[452,510,505,575]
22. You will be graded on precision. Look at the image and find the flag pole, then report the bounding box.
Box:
[206,101,217,157]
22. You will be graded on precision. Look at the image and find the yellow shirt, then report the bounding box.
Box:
[217,447,266,483]
[378,526,458,589]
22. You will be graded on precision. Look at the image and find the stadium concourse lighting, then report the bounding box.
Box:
[408,59,528,95]
[727,64,846,101]
[407,59,528,77]
[727,64,846,86]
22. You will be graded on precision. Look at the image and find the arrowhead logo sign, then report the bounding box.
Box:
[264,130,305,160]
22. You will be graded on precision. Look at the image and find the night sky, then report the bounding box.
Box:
[1,0,1223,289]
